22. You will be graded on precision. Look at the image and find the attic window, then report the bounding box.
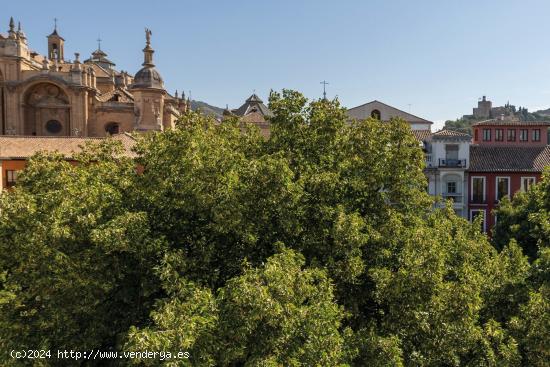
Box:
[109,93,120,102]
[371,109,381,120]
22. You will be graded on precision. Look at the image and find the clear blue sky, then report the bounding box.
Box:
[5,0,550,129]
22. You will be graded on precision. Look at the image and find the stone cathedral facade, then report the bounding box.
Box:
[0,17,189,137]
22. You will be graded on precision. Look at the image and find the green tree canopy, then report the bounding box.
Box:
[0,90,545,366]
[493,168,550,260]
[0,142,164,360]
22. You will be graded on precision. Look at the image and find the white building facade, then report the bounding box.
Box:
[424,130,472,218]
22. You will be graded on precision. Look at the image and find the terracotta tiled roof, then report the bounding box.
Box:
[469,145,550,172]
[0,134,136,159]
[431,129,471,140]
[472,119,550,127]
[411,130,432,141]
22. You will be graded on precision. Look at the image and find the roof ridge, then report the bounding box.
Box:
[347,100,433,124]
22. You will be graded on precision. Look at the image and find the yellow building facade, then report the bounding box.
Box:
[0,18,188,137]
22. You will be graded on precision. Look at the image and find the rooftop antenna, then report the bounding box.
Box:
[54,17,58,31]
[97,37,102,50]
[320,80,329,100]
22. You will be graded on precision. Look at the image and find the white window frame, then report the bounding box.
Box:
[6,170,18,185]
[520,176,536,192]
[520,129,528,141]
[482,129,491,141]
[495,176,511,201]
[447,181,457,194]
[532,129,541,142]
[470,209,486,233]
[495,129,504,141]
[470,176,486,202]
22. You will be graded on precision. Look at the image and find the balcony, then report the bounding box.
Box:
[439,158,466,168]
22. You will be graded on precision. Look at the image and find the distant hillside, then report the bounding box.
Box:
[444,105,550,134]
[190,100,224,119]
[534,107,550,117]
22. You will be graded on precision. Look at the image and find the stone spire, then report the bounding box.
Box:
[8,17,16,39]
[17,22,27,42]
[142,28,154,67]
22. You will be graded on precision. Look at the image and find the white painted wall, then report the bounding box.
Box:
[431,140,470,168]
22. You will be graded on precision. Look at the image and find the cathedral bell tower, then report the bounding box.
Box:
[47,20,64,62]
[130,28,166,131]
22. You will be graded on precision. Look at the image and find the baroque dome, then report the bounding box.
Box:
[132,66,164,90]
[130,28,165,90]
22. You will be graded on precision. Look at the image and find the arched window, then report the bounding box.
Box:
[24,83,70,136]
[105,122,120,135]
[371,109,381,120]
[45,120,62,134]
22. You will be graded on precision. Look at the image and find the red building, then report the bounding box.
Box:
[468,119,550,233]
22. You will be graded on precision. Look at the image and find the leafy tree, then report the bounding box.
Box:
[444,117,476,134]
[493,168,550,260]
[0,90,543,366]
[0,141,163,363]
[508,247,550,366]
[125,93,528,366]
[133,115,301,290]
[126,248,348,366]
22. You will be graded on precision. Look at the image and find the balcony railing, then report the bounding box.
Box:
[439,158,466,168]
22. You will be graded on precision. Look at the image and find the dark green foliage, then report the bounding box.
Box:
[0,91,547,366]
[0,141,164,362]
[493,168,550,260]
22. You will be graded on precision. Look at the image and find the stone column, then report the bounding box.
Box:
[4,87,20,134]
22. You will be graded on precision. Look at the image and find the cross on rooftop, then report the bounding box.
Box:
[320,80,329,100]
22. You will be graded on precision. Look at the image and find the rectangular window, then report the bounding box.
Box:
[520,129,528,141]
[533,129,541,142]
[507,129,516,142]
[496,176,510,201]
[495,129,504,141]
[521,177,536,192]
[6,170,18,188]
[470,209,486,233]
[474,129,479,141]
[447,181,457,194]
[482,129,491,141]
[471,177,485,203]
